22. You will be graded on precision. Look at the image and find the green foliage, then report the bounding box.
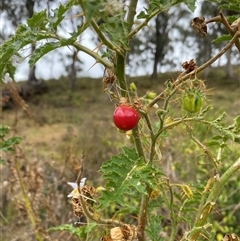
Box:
[145,215,164,241]
[0,0,77,81]
[212,34,232,43]
[49,222,97,240]
[0,125,21,164]
[99,147,163,207]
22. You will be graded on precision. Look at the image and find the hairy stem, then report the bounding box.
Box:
[127,7,165,38]
[219,11,240,51]
[207,157,240,203]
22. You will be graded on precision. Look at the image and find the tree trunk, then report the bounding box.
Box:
[70,51,77,92]
[150,13,169,80]
[225,47,234,79]
[26,0,38,83]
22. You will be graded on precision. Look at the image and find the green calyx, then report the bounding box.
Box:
[181,88,205,113]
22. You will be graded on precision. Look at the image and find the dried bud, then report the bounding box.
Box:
[191,17,207,37]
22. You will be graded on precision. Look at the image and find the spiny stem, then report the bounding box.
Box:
[90,19,124,55]
[72,41,113,69]
[126,0,138,33]
[127,7,165,38]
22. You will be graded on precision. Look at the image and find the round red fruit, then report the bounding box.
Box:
[113,106,139,131]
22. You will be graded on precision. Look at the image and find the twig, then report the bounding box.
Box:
[90,20,124,56]
[205,12,240,51]
[187,128,219,169]
[0,210,9,224]
[137,187,151,241]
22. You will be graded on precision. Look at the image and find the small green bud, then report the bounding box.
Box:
[145,91,157,100]
[130,82,137,92]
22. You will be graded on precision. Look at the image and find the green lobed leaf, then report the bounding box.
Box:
[29,37,78,68]
[219,3,240,12]
[208,121,240,143]
[80,0,103,25]
[137,10,149,19]
[48,3,71,30]
[49,223,97,239]
[27,10,48,29]
[29,42,61,68]
[184,0,196,12]
[98,147,163,208]
[145,215,164,241]
[212,34,232,44]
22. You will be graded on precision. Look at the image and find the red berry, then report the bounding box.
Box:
[113,106,139,131]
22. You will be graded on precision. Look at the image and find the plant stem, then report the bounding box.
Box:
[115,53,129,97]
[127,7,165,39]
[207,157,240,203]
[188,131,218,169]
[188,157,240,240]
[137,188,151,241]
[75,155,126,227]
[72,41,113,69]
[219,11,240,52]
[126,0,138,33]
[90,19,124,55]
[14,150,43,241]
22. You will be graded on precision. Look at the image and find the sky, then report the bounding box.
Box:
[1,0,204,82]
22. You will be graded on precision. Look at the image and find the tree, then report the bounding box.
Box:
[150,12,170,79]
[127,4,192,80]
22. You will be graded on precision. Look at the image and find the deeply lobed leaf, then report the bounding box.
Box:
[98,147,163,208]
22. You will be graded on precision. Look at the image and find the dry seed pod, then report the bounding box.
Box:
[110,227,125,241]
[110,225,138,241]
[191,16,207,37]
[71,197,84,217]
[222,233,239,241]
